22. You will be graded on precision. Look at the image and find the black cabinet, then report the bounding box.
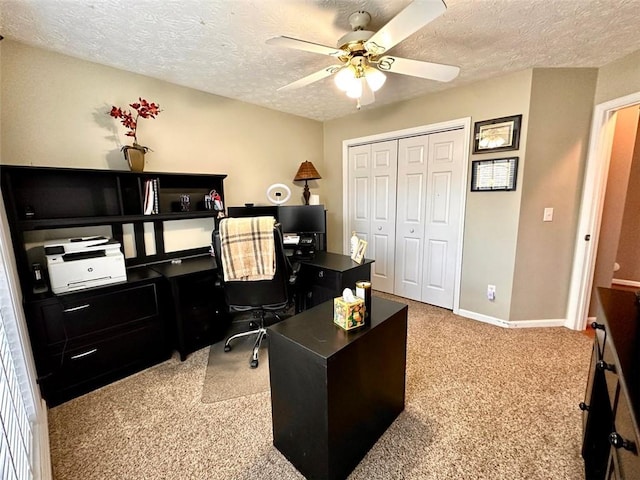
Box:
[268,297,408,480]
[297,252,373,311]
[25,272,171,406]
[149,256,231,361]
[581,288,640,480]
[0,165,229,404]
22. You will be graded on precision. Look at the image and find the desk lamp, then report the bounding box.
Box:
[294,161,322,205]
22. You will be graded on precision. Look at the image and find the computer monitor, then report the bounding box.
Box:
[227,205,279,219]
[277,205,325,234]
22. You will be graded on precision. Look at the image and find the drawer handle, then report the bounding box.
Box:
[70,348,98,360]
[64,304,90,313]
[378,226,382,231]
[578,402,589,411]
[591,321,605,331]
[318,271,324,278]
[609,432,637,452]
[596,360,616,373]
[410,228,415,233]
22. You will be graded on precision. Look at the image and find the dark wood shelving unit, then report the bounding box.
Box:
[0,164,229,405]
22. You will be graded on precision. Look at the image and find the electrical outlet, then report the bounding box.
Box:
[487,284,496,301]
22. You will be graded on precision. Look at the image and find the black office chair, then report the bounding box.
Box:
[212,221,298,368]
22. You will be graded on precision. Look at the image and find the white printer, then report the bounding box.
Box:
[44,236,127,294]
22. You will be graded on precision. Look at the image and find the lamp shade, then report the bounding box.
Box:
[294,161,322,181]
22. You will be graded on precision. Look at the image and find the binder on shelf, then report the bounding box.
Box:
[143,178,159,215]
[152,178,159,214]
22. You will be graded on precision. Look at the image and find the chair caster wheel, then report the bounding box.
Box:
[250,359,258,368]
[224,345,231,352]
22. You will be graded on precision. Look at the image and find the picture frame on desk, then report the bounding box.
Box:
[352,239,368,264]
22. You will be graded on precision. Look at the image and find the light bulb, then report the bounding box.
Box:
[346,80,363,99]
[365,67,386,92]
[334,67,357,92]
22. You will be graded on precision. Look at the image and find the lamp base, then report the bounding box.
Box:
[302,182,311,205]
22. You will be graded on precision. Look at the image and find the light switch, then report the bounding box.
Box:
[543,207,554,222]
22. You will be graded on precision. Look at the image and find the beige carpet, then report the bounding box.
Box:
[47,292,592,480]
[201,323,270,403]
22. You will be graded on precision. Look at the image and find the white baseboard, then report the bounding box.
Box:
[457,309,566,328]
[36,398,52,480]
[612,278,640,288]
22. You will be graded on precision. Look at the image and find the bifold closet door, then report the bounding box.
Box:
[348,141,397,294]
[420,129,465,309]
[394,135,429,301]
[394,129,465,308]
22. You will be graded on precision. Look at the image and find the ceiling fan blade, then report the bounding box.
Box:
[365,0,446,55]
[377,56,459,82]
[359,78,376,106]
[277,65,343,91]
[266,36,347,58]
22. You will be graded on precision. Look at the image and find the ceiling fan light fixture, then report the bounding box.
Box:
[346,80,363,99]
[334,67,357,91]
[365,67,386,92]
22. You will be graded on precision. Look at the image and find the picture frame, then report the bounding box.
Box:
[473,114,522,154]
[351,239,368,264]
[470,157,519,192]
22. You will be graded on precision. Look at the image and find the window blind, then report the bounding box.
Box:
[0,249,34,480]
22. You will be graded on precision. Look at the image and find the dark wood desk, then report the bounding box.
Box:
[268,296,408,480]
[151,251,372,360]
[297,252,374,311]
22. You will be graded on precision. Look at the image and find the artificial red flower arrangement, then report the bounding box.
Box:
[109,98,162,152]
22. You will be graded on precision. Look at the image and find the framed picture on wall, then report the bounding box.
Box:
[473,114,522,153]
[470,157,519,191]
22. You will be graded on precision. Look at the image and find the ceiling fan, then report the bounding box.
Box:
[266,0,460,109]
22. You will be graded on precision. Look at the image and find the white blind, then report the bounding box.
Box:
[0,258,34,480]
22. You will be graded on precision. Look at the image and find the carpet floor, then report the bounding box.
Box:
[47,293,592,479]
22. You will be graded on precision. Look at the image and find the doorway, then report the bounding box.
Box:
[566,91,640,330]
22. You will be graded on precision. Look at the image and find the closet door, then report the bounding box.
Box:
[421,129,465,309]
[348,141,397,293]
[348,144,372,248]
[394,135,429,301]
[370,141,397,293]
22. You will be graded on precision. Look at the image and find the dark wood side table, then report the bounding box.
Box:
[268,296,408,480]
[297,251,374,312]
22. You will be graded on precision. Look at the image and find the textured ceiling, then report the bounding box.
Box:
[1,0,640,122]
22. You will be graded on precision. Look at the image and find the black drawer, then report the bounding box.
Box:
[602,338,619,410]
[39,283,158,346]
[611,388,640,479]
[304,265,340,290]
[44,323,165,402]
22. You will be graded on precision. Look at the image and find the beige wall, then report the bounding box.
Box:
[510,69,598,320]
[324,70,533,319]
[0,41,324,211]
[594,50,640,105]
[3,37,636,324]
[615,112,640,281]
